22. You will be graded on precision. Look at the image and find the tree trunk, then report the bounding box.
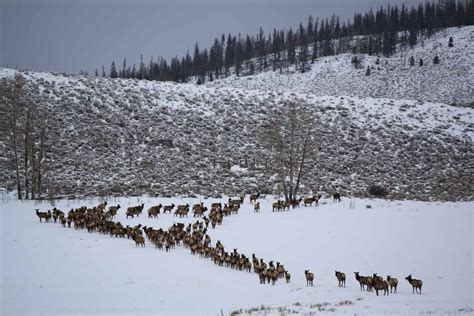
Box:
[37,124,46,198]
[293,136,309,200]
[24,112,30,199]
[12,134,22,199]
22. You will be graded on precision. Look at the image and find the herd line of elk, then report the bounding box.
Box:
[35,193,422,294]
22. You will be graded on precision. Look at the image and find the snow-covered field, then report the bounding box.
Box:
[1,194,472,315]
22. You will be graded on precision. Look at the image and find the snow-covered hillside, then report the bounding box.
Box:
[0,26,473,201]
[207,26,474,106]
[1,194,473,315]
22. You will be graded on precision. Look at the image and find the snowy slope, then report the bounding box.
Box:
[1,194,473,315]
[206,26,474,106]
[0,27,473,201]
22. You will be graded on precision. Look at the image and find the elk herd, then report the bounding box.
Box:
[34,193,423,296]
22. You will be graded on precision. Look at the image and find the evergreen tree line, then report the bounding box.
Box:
[93,0,473,83]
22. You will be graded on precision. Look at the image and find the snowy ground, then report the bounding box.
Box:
[1,194,472,315]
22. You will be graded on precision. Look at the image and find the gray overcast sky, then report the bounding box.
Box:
[1,0,426,74]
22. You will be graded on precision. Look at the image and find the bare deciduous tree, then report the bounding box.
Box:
[1,74,50,199]
[1,74,25,199]
[262,101,317,201]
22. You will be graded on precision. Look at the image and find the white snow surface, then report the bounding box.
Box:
[1,195,472,315]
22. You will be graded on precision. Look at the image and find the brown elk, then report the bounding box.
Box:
[305,270,314,286]
[254,202,260,212]
[228,198,242,207]
[303,196,318,206]
[163,204,175,214]
[335,271,346,287]
[371,276,389,296]
[259,270,267,284]
[97,201,108,210]
[272,201,282,212]
[249,193,260,203]
[108,205,120,217]
[211,202,222,210]
[36,209,51,223]
[291,198,303,208]
[405,275,423,294]
[285,270,291,283]
[148,204,162,218]
[372,273,384,283]
[354,272,371,291]
[387,275,398,293]
[126,204,144,218]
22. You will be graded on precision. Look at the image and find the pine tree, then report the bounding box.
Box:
[234,37,243,76]
[299,43,309,73]
[122,58,127,78]
[138,54,145,80]
[256,27,266,72]
[307,16,314,41]
[433,55,440,64]
[311,42,318,63]
[101,65,106,77]
[409,56,415,66]
[110,61,118,78]
[448,37,454,47]
[224,35,234,75]
[192,42,201,77]
[409,28,417,47]
[351,55,362,69]
[419,58,424,66]
[95,69,99,77]
[365,66,371,76]
[287,28,296,66]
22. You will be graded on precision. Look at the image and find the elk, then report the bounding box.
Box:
[285,270,291,283]
[303,196,318,206]
[211,202,222,210]
[259,270,267,284]
[305,270,314,286]
[333,192,341,202]
[372,273,383,283]
[291,198,303,208]
[405,275,423,294]
[126,208,135,219]
[36,209,51,223]
[228,198,242,207]
[163,204,175,214]
[254,202,260,212]
[354,272,371,291]
[272,201,282,212]
[335,271,346,287]
[371,277,389,296]
[108,205,120,217]
[148,204,162,218]
[249,193,260,203]
[387,275,398,293]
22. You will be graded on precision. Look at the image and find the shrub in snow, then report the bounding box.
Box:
[351,55,363,69]
[368,185,389,197]
[365,66,371,76]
